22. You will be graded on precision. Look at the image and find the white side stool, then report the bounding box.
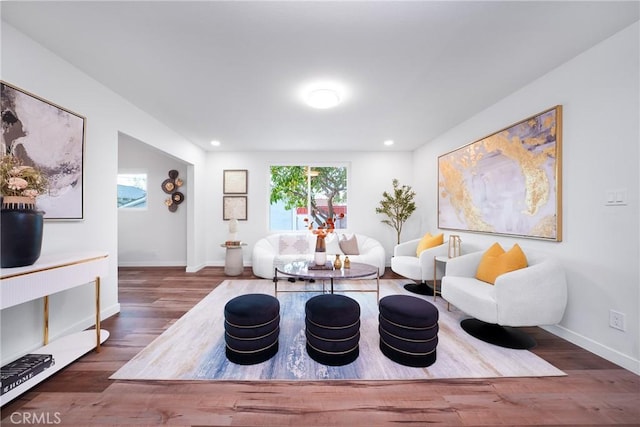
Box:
[221,243,246,276]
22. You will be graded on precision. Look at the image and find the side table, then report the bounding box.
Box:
[220,243,247,276]
[433,255,450,301]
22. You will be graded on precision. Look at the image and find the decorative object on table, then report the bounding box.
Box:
[333,254,342,269]
[0,154,48,268]
[162,169,184,212]
[228,218,239,242]
[438,105,563,241]
[305,213,344,267]
[314,232,327,266]
[223,196,247,220]
[448,235,461,258]
[223,169,248,194]
[343,255,351,269]
[308,261,333,270]
[1,81,85,220]
[1,354,55,396]
[375,178,417,244]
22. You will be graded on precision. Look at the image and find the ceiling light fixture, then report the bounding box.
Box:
[210,140,221,147]
[305,88,341,109]
[301,80,347,110]
[384,140,395,146]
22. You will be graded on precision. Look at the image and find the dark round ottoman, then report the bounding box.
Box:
[305,294,360,366]
[378,294,439,367]
[224,293,280,365]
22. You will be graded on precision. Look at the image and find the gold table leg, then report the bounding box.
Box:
[433,257,437,301]
[43,296,49,345]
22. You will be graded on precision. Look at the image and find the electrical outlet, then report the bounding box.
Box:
[609,310,626,331]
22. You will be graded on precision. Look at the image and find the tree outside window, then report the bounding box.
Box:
[269,165,347,231]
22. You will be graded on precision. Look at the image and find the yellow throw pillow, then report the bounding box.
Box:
[416,233,444,257]
[475,243,528,284]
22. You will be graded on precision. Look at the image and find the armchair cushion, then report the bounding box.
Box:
[475,243,528,284]
[416,232,443,257]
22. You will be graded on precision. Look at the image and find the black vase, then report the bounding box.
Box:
[1,208,44,268]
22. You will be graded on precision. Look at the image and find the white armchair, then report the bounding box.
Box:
[390,237,449,295]
[441,248,568,349]
[391,237,478,296]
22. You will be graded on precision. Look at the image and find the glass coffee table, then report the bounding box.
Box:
[274,261,380,301]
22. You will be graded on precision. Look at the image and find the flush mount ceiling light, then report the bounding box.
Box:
[301,81,347,109]
[384,140,395,146]
[210,140,221,147]
[306,88,341,109]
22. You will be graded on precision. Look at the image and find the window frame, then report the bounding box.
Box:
[268,162,348,232]
[117,171,149,210]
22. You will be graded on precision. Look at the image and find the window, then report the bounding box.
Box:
[117,173,147,209]
[269,165,347,231]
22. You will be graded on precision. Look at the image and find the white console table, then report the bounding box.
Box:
[0,251,110,405]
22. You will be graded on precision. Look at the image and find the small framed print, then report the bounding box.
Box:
[223,169,248,194]
[223,196,247,220]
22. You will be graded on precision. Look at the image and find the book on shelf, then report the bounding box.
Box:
[1,354,55,396]
[224,240,242,246]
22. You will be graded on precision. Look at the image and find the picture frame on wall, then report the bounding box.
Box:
[1,81,86,220]
[223,169,248,194]
[438,105,562,241]
[223,196,247,221]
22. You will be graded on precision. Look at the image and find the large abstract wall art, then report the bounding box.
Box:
[438,106,562,241]
[1,82,86,219]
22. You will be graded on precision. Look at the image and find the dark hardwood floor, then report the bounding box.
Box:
[1,267,638,426]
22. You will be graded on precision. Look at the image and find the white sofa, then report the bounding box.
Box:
[252,232,386,279]
[441,248,567,348]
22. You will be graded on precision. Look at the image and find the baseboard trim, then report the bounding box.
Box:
[542,324,639,375]
[118,261,187,267]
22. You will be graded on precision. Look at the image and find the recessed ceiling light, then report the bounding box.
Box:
[384,140,394,146]
[306,88,341,109]
[210,140,221,147]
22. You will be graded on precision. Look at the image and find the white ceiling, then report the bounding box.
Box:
[2,1,638,152]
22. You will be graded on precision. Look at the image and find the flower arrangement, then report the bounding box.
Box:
[304,213,345,238]
[0,155,48,199]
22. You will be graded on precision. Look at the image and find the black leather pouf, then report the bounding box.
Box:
[305,294,360,366]
[378,294,439,367]
[224,293,280,365]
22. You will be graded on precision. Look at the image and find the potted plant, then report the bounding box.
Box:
[1,154,48,267]
[375,179,416,244]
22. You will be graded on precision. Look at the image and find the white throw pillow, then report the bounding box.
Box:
[339,234,360,255]
[278,235,310,255]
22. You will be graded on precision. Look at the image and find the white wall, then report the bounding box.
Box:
[1,23,207,364]
[413,22,639,373]
[205,151,416,266]
[118,133,188,266]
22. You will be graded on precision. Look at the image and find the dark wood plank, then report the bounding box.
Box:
[1,267,638,426]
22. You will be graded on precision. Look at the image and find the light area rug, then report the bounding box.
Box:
[111,279,565,381]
